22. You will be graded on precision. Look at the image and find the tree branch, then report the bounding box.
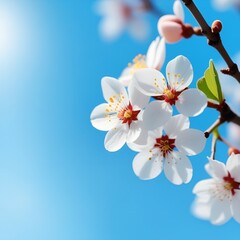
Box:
[181,0,240,83]
[205,100,240,138]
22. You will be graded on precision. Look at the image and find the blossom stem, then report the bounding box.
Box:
[204,118,222,138]
[181,0,240,83]
[210,134,217,159]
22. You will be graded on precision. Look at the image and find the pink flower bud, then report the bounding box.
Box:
[157,15,183,43]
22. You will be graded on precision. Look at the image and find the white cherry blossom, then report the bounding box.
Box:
[96,0,149,41]
[133,55,208,117]
[131,114,206,184]
[90,77,171,152]
[119,37,166,86]
[192,155,240,225]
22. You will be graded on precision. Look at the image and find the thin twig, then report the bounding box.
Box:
[204,118,222,138]
[207,100,240,127]
[210,135,218,159]
[181,0,240,83]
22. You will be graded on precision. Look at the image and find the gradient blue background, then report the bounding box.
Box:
[0,0,239,239]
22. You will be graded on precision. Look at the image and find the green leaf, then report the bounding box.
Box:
[197,60,224,103]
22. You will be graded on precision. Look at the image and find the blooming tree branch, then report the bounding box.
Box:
[181,0,240,83]
[93,0,240,226]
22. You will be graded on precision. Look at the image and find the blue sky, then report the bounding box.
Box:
[0,0,239,239]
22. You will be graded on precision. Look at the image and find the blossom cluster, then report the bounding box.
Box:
[92,0,240,225]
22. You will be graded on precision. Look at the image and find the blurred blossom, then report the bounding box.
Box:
[95,0,150,40]
[119,36,166,86]
[212,0,240,10]
[217,53,240,148]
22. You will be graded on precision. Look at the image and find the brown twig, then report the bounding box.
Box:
[205,100,240,137]
[181,0,240,83]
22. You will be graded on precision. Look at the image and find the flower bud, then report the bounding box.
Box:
[211,20,222,33]
[158,15,183,43]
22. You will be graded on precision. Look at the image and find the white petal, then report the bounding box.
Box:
[176,89,207,116]
[210,198,232,225]
[193,179,217,196]
[146,37,159,68]
[104,124,128,152]
[232,191,240,223]
[173,0,184,21]
[127,128,150,152]
[192,197,212,220]
[143,101,172,131]
[101,77,129,106]
[226,154,240,182]
[127,121,142,143]
[119,67,133,87]
[166,55,193,91]
[132,149,163,180]
[153,38,166,70]
[133,68,166,96]
[175,129,206,156]
[146,37,166,70]
[206,158,228,179]
[128,81,150,109]
[90,103,119,131]
[163,114,189,138]
[164,151,192,185]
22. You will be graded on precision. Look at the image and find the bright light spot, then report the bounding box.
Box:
[0,5,31,62]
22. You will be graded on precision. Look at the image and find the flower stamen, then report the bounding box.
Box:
[118,103,140,127]
[155,135,175,157]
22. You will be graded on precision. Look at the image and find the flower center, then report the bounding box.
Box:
[154,135,175,157]
[123,109,132,119]
[118,103,140,127]
[129,54,147,72]
[223,173,240,196]
[163,88,179,105]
